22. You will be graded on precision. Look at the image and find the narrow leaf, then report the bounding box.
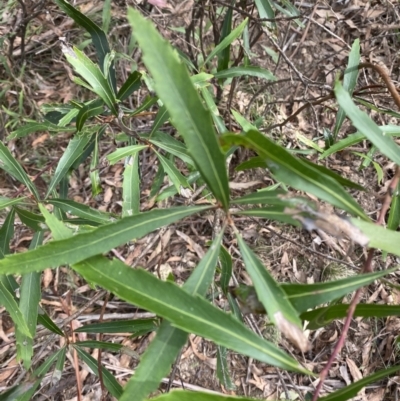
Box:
[333,39,360,141]
[54,0,117,92]
[127,8,230,209]
[302,304,400,330]
[319,364,400,401]
[214,66,276,81]
[335,81,400,165]
[120,230,225,401]
[117,70,142,101]
[46,132,93,197]
[106,145,148,165]
[204,18,248,65]
[0,141,39,199]
[282,268,396,313]
[237,234,309,352]
[0,206,210,274]
[74,346,123,398]
[122,153,140,217]
[73,256,309,373]
[222,130,368,219]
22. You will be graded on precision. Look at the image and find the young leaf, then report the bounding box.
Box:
[64,46,118,115]
[0,206,211,274]
[54,0,117,92]
[127,8,230,209]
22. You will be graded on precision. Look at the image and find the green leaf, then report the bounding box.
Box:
[237,234,308,351]
[127,8,230,209]
[150,390,267,401]
[302,304,400,330]
[300,158,365,190]
[155,151,189,192]
[90,131,102,196]
[214,66,276,81]
[8,121,76,139]
[73,256,309,374]
[106,144,148,165]
[16,347,67,401]
[333,39,360,141]
[216,346,236,390]
[204,18,248,65]
[0,209,16,259]
[149,131,193,166]
[282,268,396,313]
[64,46,118,115]
[117,70,142,101]
[16,231,44,369]
[218,245,232,295]
[335,81,400,165]
[0,281,31,337]
[74,340,124,352]
[74,346,123,398]
[149,105,170,136]
[254,0,275,22]
[222,130,368,219]
[0,206,210,274]
[46,131,93,197]
[102,0,111,33]
[48,199,114,224]
[76,99,104,131]
[122,152,140,217]
[74,318,158,334]
[0,196,27,211]
[231,189,289,204]
[118,230,224,401]
[37,310,64,336]
[351,219,400,256]
[54,0,116,92]
[318,126,400,159]
[0,141,39,199]
[319,364,400,401]
[217,7,233,73]
[39,204,74,240]
[15,208,47,231]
